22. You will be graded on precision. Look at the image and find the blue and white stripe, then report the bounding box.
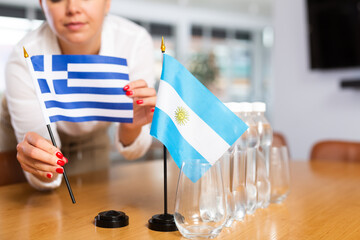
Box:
[150,54,248,182]
[28,54,132,123]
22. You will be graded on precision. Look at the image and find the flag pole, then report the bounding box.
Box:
[148,37,177,232]
[161,37,168,216]
[163,144,168,214]
[46,125,76,204]
[23,47,76,204]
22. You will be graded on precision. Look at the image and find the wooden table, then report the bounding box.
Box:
[0,159,360,239]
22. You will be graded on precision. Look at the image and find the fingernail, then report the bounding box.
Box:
[123,85,129,91]
[63,157,68,164]
[57,160,65,166]
[56,168,64,174]
[126,90,133,96]
[47,173,52,179]
[56,152,63,159]
[136,100,143,105]
[151,108,155,113]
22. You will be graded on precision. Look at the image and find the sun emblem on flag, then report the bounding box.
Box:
[175,106,189,126]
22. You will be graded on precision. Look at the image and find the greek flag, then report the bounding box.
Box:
[27,54,132,124]
[150,54,248,182]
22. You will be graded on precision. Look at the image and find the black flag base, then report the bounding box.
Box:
[95,210,129,228]
[148,213,178,232]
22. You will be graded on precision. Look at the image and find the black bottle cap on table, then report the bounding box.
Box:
[94,210,129,228]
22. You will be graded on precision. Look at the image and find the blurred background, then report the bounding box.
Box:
[0,0,359,161]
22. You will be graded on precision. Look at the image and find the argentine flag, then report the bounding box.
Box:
[26,54,132,124]
[150,54,248,182]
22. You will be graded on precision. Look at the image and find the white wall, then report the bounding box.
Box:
[272,0,360,160]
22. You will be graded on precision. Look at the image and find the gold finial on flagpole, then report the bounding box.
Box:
[23,47,29,58]
[161,36,166,53]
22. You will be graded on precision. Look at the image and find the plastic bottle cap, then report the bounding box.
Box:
[252,102,266,112]
[238,102,252,112]
[224,102,241,113]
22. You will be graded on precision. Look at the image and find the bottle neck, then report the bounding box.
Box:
[239,112,251,118]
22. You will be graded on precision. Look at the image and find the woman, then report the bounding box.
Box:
[3,0,156,190]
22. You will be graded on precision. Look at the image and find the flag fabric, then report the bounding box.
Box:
[26,54,132,124]
[150,54,248,182]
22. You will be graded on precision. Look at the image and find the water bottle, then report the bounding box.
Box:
[222,102,246,222]
[252,102,273,208]
[232,137,246,221]
[222,102,239,225]
[237,102,259,215]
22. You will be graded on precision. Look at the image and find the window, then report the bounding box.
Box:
[188,26,253,102]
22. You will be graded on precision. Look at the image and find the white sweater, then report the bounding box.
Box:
[5,15,154,190]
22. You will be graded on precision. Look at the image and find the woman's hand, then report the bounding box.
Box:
[119,79,156,146]
[16,132,68,182]
[123,79,156,127]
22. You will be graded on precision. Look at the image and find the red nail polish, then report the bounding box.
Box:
[123,85,129,91]
[126,91,133,96]
[63,157,68,164]
[151,108,155,113]
[47,173,52,179]
[136,100,143,104]
[56,152,63,159]
[57,160,65,166]
[56,168,64,174]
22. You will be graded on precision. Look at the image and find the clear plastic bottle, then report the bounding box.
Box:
[232,144,247,221]
[219,102,238,227]
[224,102,246,221]
[252,102,273,208]
[237,102,259,215]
